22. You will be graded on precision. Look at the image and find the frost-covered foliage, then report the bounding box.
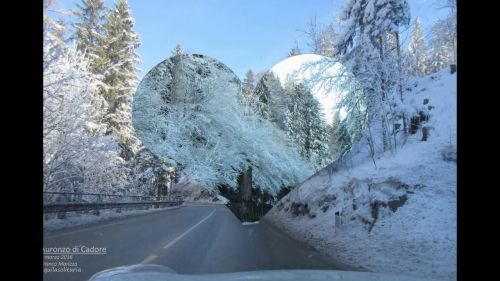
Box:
[428,12,456,73]
[44,1,169,198]
[333,0,411,159]
[303,17,338,58]
[43,21,129,194]
[250,54,370,168]
[132,54,313,194]
[172,44,183,57]
[250,67,334,169]
[126,147,175,196]
[405,17,429,76]
[363,0,410,41]
[319,24,338,58]
[276,55,366,160]
[336,0,408,55]
[242,69,255,104]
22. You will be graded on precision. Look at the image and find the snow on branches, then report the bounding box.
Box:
[133,54,313,194]
[43,25,129,194]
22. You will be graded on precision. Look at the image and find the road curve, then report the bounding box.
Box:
[43,203,346,281]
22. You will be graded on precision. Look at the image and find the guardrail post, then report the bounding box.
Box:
[116,194,122,213]
[93,194,101,216]
[154,194,159,209]
[56,193,68,219]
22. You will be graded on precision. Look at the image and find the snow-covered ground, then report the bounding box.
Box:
[241,221,260,226]
[43,205,183,233]
[265,68,456,281]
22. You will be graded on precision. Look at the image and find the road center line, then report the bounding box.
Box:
[163,208,216,249]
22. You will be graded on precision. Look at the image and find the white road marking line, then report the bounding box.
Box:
[163,208,216,249]
[140,254,158,264]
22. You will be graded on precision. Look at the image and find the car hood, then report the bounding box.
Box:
[89,264,444,281]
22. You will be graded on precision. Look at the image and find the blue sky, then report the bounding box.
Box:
[49,0,450,80]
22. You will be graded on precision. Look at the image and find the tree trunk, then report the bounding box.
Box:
[382,116,390,152]
[238,167,252,201]
[395,32,404,102]
[395,32,408,142]
[378,36,390,152]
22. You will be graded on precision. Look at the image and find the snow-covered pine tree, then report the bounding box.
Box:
[406,17,429,76]
[285,83,330,168]
[326,111,343,157]
[172,43,183,57]
[100,0,141,152]
[335,0,410,154]
[253,73,274,118]
[252,73,271,119]
[252,72,290,130]
[72,0,107,74]
[364,0,410,105]
[242,69,255,103]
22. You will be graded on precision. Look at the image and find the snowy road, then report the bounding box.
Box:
[43,203,347,281]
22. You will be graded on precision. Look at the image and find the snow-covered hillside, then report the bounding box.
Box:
[265,68,456,281]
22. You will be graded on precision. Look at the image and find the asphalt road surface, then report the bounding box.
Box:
[43,203,351,281]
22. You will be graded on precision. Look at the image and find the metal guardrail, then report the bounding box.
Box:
[43,192,183,218]
[43,201,184,213]
[43,191,176,203]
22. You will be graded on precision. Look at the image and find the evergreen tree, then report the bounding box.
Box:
[72,0,106,74]
[285,83,329,168]
[172,43,183,57]
[326,111,342,156]
[288,40,301,57]
[253,73,289,130]
[100,0,141,149]
[242,69,255,103]
[406,17,428,76]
